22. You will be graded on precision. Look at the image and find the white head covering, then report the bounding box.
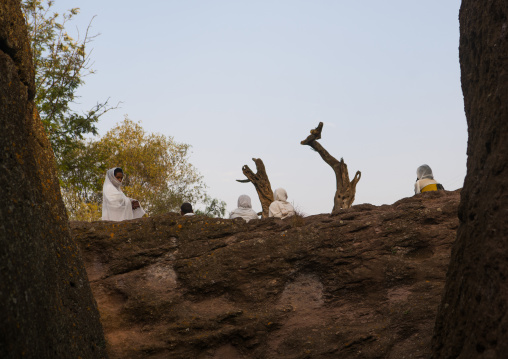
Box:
[102,168,145,221]
[229,195,258,222]
[416,165,434,180]
[273,188,288,202]
[106,168,122,190]
[237,194,253,209]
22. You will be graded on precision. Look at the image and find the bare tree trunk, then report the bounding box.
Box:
[236,158,274,218]
[301,122,361,214]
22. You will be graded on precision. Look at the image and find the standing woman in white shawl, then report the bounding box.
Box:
[102,168,145,221]
[269,188,295,219]
[229,195,259,222]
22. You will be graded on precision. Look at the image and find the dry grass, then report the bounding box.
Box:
[291,204,307,227]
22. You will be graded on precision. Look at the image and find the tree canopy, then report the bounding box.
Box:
[22,1,226,220]
[61,119,223,221]
[21,0,115,170]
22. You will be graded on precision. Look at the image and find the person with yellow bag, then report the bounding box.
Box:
[414,164,445,194]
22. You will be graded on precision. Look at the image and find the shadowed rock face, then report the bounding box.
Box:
[0,1,106,357]
[73,190,460,359]
[431,1,508,358]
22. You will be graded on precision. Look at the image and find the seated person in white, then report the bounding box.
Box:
[268,188,295,219]
[229,195,259,222]
[414,164,444,194]
[181,202,195,216]
[101,168,145,221]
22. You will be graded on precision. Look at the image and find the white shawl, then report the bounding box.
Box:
[102,168,145,221]
[416,164,434,180]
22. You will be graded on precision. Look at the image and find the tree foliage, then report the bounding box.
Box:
[21,0,115,168]
[97,119,206,215]
[195,196,227,218]
[21,1,226,221]
[62,119,214,221]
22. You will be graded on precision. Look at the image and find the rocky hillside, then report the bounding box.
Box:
[72,190,460,359]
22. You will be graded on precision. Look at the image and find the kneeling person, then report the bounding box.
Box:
[230,195,259,222]
[414,164,444,194]
[269,188,295,219]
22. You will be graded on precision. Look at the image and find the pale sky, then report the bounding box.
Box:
[55,0,467,216]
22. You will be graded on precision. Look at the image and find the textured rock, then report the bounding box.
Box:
[0,1,107,357]
[73,190,460,359]
[431,1,508,358]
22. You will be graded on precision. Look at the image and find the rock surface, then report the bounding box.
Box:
[0,1,106,357]
[73,190,460,359]
[431,1,508,358]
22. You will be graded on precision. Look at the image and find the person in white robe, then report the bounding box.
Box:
[268,188,295,219]
[229,195,259,222]
[414,164,443,194]
[102,168,145,221]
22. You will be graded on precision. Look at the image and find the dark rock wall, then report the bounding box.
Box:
[0,1,107,357]
[432,1,508,358]
[73,191,460,359]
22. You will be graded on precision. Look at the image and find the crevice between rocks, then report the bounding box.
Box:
[0,35,34,100]
[0,36,17,64]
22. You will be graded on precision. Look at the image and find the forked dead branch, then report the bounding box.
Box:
[301,122,361,213]
[236,158,274,218]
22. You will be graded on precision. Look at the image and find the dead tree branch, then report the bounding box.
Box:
[236,158,274,218]
[301,122,361,214]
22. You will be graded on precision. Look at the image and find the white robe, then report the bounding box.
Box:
[268,188,295,219]
[230,195,259,222]
[415,178,438,194]
[102,168,145,221]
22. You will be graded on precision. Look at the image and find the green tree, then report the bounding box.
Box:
[195,196,227,218]
[21,0,116,169]
[62,118,208,220]
[59,139,107,220]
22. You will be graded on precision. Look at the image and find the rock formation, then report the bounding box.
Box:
[73,190,460,358]
[0,1,106,357]
[431,1,508,358]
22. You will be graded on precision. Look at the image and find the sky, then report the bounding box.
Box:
[53,0,467,216]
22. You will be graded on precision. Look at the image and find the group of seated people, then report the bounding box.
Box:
[101,164,443,222]
[174,189,296,223]
[228,187,297,222]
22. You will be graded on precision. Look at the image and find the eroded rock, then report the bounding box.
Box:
[431,1,508,358]
[73,190,460,359]
[0,1,106,357]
